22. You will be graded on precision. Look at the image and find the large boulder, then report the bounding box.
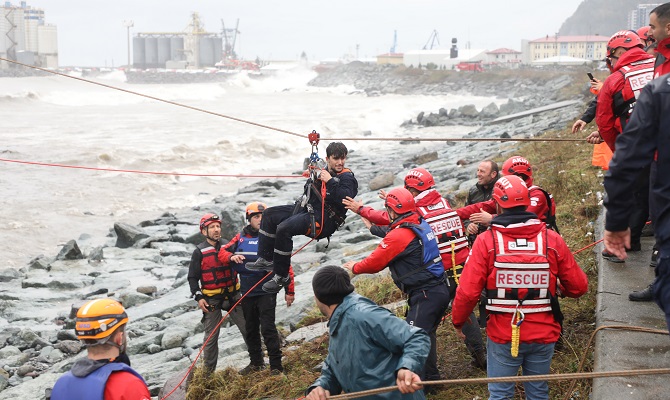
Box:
[55,240,84,260]
[114,223,149,248]
[368,172,395,191]
[0,268,21,282]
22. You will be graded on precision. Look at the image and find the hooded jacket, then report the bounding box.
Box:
[654,36,670,78]
[307,293,430,399]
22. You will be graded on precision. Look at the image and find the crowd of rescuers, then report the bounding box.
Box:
[573,2,670,315]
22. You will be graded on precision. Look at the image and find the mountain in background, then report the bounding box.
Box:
[559,0,653,37]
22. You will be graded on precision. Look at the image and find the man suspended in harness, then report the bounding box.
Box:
[343,187,450,389]
[247,141,358,293]
[452,175,588,400]
[343,167,487,370]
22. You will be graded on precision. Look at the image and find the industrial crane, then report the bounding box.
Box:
[390,30,397,53]
[423,29,440,50]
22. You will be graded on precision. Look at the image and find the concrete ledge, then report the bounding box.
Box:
[593,210,670,400]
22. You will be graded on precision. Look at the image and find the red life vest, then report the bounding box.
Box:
[612,58,654,130]
[416,197,469,276]
[485,221,556,314]
[197,242,236,291]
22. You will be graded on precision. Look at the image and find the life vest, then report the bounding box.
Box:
[51,362,146,400]
[485,222,557,315]
[391,220,444,292]
[234,234,259,264]
[197,242,236,291]
[417,197,468,278]
[612,58,654,130]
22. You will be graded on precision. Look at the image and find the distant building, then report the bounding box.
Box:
[0,1,58,69]
[376,52,404,65]
[485,48,522,66]
[526,35,608,62]
[629,4,660,30]
[403,48,487,69]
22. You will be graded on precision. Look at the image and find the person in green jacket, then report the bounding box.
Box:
[304,265,430,400]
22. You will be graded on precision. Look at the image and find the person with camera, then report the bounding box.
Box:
[188,213,247,372]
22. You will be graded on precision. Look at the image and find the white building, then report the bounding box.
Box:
[485,48,523,66]
[1,1,58,69]
[403,48,487,69]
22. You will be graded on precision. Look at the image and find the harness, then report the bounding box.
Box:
[612,58,654,130]
[530,185,560,234]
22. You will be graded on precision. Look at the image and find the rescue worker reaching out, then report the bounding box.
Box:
[343,168,486,369]
[51,299,151,400]
[187,213,247,372]
[452,175,588,400]
[343,187,450,387]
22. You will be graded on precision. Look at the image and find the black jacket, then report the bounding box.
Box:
[604,74,670,249]
[580,97,597,124]
[466,181,496,206]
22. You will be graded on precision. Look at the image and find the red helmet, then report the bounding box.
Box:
[637,26,653,42]
[245,202,266,220]
[385,187,416,214]
[404,168,435,191]
[502,156,533,185]
[607,30,643,56]
[199,213,221,230]
[492,175,530,209]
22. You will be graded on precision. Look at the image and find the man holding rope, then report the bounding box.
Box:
[452,175,588,400]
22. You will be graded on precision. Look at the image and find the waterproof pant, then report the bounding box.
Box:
[201,293,247,372]
[258,204,337,277]
[629,165,651,246]
[487,339,555,400]
[448,277,485,355]
[405,283,450,381]
[241,294,283,371]
[653,246,670,332]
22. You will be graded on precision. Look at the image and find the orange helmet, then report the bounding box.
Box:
[404,168,435,191]
[607,30,643,57]
[75,299,128,343]
[385,187,416,214]
[245,202,267,220]
[492,175,530,209]
[199,213,221,230]
[502,156,533,186]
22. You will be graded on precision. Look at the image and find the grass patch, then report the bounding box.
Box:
[187,118,602,400]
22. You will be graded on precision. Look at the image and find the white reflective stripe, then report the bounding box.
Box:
[273,248,292,256]
[419,206,428,215]
[424,211,459,223]
[259,229,275,238]
[485,305,553,314]
[438,243,468,253]
[437,237,468,247]
[536,231,544,256]
[235,252,257,256]
[497,288,505,298]
[539,288,548,298]
[496,231,505,255]
[489,299,551,306]
[493,262,550,269]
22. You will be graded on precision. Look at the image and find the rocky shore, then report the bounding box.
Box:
[0,68,586,399]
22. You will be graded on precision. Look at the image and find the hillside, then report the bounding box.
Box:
[559,0,651,36]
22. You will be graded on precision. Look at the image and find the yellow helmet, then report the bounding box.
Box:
[75,299,128,343]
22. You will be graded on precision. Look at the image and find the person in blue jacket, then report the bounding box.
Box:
[304,265,430,400]
[220,202,295,375]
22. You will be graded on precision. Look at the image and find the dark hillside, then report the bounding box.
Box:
[559,0,653,37]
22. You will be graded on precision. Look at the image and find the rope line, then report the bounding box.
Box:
[323,136,585,142]
[0,157,304,179]
[327,367,670,399]
[0,57,307,139]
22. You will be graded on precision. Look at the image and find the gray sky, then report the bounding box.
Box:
[26,0,584,67]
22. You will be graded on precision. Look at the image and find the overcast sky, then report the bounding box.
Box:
[25,0,585,67]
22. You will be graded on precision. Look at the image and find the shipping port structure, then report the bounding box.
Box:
[0,1,58,69]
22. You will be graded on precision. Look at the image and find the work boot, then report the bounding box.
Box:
[628,242,642,252]
[651,247,659,268]
[270,368,285,377]
[246,257,274,271]
[601,250,624,263]
[641,223,654,237]
[629,284,654,302]
[239,363,265,375]
[262,274,290,294]
[471,348,487,371]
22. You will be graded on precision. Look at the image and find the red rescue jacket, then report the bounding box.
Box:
[452,212,588,344]
[654,37,670,78]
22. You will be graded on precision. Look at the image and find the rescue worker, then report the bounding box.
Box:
[246,142,358,293]
[452,175,588,400]
[638,26,656,50]
[650,3,670,77]
[305,265,430,400]
[342,187,450,386]
[51,299,151,400]
[457,156,558,234]
[187,213,247,372]
[343,168,486,369]
[464,160,500,243]
[221,202,296,375]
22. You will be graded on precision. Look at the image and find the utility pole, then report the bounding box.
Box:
[123,20,134,68]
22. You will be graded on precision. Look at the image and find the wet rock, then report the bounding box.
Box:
[55,340,83,355]
[459,104,479,118]
[0,268,21,282]
[409,151,438,165]
[147,344,162,354]
[137,286,158,296]
[480,102,500,118]
[0,373,8,392]
[0,346,21,359]
[81,287,108,299]
[149,242,193,257]
[161,327,190,350]
[56,240,84,260]
[368,172,395,190]
[28,256,50,271]
[16,364,35,377]
[127,331,163,355]
[114,222,149,248]
[88,246,104,261]
[286,321,328,343]
[56,330,78,342]
[119,292,153,308]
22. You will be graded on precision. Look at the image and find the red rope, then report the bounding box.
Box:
[572,238,604,255]
[0,157,303,179]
